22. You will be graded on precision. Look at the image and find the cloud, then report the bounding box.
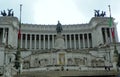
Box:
[0,0,120,41]
[33,0,85,24]
[0,0,36,23]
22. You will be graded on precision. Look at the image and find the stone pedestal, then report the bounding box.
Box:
[113,62,118,71]
[55,33,65,49]
[112,53,119,71]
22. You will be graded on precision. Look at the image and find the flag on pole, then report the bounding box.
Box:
[15,4,22,70]
[18,29,21,40]
[18,4,22,40]
[109,17,112,27]
[111,28,115,38]
[108,5,115,39]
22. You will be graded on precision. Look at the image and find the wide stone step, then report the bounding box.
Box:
[14,70,118,77]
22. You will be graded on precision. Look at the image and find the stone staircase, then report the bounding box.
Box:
[14,70,119,77]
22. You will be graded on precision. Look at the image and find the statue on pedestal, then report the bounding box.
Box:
[55,21,65,49]
[56,21,63,33]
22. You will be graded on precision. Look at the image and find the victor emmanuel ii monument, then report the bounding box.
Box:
[0,9,120,77]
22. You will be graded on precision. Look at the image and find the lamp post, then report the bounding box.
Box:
[3,44,6,77]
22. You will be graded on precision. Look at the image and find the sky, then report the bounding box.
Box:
[0,0,120,41]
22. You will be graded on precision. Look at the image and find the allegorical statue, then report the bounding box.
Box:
[0,9,14,16]
[1,10,7,16]
[100,11,106,17]
[7,9,13,16]
[94,10,100,17]
[94,10,106,17]
[56,21,63,33]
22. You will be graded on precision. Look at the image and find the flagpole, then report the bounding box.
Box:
[108,5,117,52]
[16,4,22,76]
[108,5,111,18]
[20,4,22,29]
[108,5,118,71]
[19,3,22,74]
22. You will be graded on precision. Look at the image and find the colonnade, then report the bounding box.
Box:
[20,33,92,50]
[102,27,114,44]
[0,27,116,50]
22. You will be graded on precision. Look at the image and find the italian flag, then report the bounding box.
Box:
[109,17,115,39]
[111,28,115,38]
[18,29,21,40]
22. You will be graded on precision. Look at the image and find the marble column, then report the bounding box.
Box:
[39,34,41,49]
[104,28,108,43]
[69,34,72,49]
[65,35,67,48]
[43,35,45,49]
[83,34,85,48]
[30,34,32,50]
[52,35,54,48]
[25,34,28,49]
[34,34,36,49]
[74,34,76,49]
[48,35,50,49]
[78,34,81,49]
[87,33,90,48]
[2,28,5,43]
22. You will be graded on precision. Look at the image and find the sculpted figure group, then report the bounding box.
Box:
[0,9,14,16]
[94,10,106,17]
